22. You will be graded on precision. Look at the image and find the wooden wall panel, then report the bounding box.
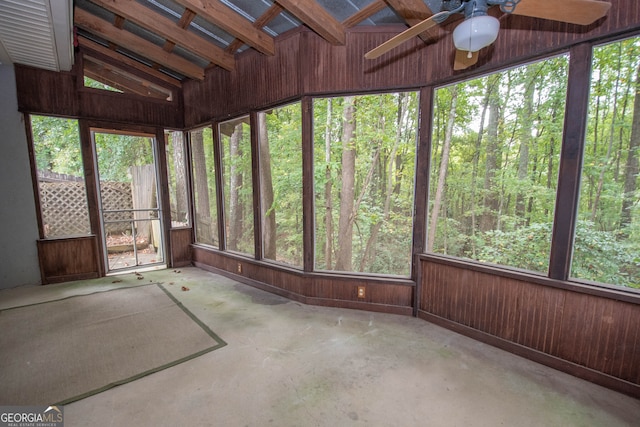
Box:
[37,236,100,284]
[183,0,640,127]
[15,60,182,128]
[183,31,302,127]
[299,30,350,95]
[15,65,79,117]
[169,228,193,267]
[78,91,182,128]
[192,246,413,315]
[419,257,640,396]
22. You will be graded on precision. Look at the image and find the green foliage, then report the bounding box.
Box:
[221,118,254,255]
[572,221,639,288]
[428,37,640,289]
[314,92,418,276]
[430,56,568,273]
[83,76,121,93]
[263,102,304,266]
[94,133,154,182]
[31,115,83,176]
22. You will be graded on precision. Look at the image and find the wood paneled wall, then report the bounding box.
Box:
[37,236,100,284]
[192,246,414,316]
[418,256,640,398]
[15,62,182,129]
[170,228,193,267]
[184,0,640,127]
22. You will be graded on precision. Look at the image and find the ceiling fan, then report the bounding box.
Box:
[365,0,612,70]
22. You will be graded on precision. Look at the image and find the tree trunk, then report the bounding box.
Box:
[360,93,408,270]
[516,69,535,219]
[335,96,356,271]
[228,124,243,250]
[324,99,334,268]
[171,132,188,223]
[480,74,502,232]
[470,84,491,257]
[592,46,623,223]
[191,129,212,243]
[259,113,276,259]
[428,87,458,252]
[620,62,640,234]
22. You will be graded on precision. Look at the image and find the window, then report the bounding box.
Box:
[31,115,91,238]
[314,93,418,276]
[571,37,640,289]
[83,55,173,101]
[258,103,303,267]
[165,130,189,227]
[428,56,569,274]
[220,116,254,255]
[190,127,218,247]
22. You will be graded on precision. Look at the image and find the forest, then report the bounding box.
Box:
[429,38,639,288]
[30,35,639,289]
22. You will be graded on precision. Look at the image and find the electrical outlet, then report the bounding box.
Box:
[357,286,366,299]
[237,263,242,273]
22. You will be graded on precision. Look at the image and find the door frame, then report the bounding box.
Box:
[90,126,168,274]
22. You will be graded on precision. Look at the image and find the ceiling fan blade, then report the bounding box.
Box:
[453,50,479,70]
[511,0,611,26]
[365,11,450,60]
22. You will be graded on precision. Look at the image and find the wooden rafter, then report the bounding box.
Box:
[225,3,283,54]
[89,0,234,71]
[173,0,275,56]
[84,61,170,100]
[276,0,345,45]
[342,0,387,28]
[75,7,205,80]
[78,38,182,88]
[384,0,441,41]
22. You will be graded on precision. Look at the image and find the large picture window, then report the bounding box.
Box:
[572,37,640,289]
[313,93,418,276]
[220,116,254,256]
[428,56,569,274]
[31,115,91,238]
[258,103,303,267]
[190,126,218,247]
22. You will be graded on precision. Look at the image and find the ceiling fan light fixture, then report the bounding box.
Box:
[453,15,500,52]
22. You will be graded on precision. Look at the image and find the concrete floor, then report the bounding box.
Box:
[1,267,638,426]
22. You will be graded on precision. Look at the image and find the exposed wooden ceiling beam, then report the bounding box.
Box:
[225,3,283,54]
[78,38,182,88]
[75,7,205,80]
[384,0,441,41]
[173,0,275,56]
[276,0,345,45]
[89,0,234,71]
[342,0,387,28]
[84,61,170,100]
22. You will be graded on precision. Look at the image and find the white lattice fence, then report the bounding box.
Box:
[100,181,134,233]
[39,181,133,236]
[40,182,90,236]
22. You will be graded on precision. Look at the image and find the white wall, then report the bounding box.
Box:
[0,64,41,288]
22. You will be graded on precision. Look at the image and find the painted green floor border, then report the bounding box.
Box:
[51,284,227,405]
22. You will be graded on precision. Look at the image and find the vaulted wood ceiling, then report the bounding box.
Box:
[74,0,444,87]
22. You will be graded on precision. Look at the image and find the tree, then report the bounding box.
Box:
[227,124,244,251]
[334,96,356,271]
[620,61,640,234]
[428,86,458,251]
[480,73,502,232]
[190,129,213,244]
[259,113,277,259]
